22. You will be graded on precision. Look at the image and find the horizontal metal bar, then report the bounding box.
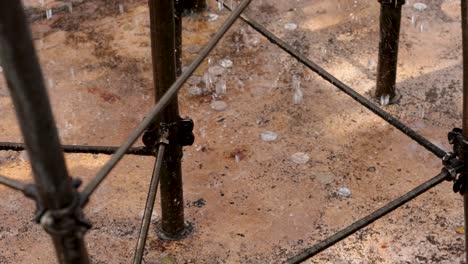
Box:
[133,142,166,264]
[0,174,27,192]
[0,142,154,156]
[285,167,457,264]
[226,3,447,159]
[79,0,253,205]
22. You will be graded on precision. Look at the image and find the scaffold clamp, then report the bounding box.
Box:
[446,128,468,195]
[143,118,195,148]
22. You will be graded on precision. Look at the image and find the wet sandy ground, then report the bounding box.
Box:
[0,0,467,263]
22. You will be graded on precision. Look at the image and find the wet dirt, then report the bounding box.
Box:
[0,0,467,263]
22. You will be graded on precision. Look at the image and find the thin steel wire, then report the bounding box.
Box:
[80,0,253,205]
[0,142,154,156]
[223,2,447,159]
[0,174,26,192]
[133,142,166,264]
[285,167,461,264]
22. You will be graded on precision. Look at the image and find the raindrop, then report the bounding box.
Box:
[204,73,212,92]
[218,0,224,11]
[215,79,227,95]
[119,4,125,14]
[419,22,425,32]
[411,15,416,26]
[260,131,278,142]
[292,75,303,105]
[292,75,301,90]
[48,79,54,89]
[380,94,390,106]
[46,8,53,20]
[293,89,303,105]
[69,67,75,80]
[199,127,206,138]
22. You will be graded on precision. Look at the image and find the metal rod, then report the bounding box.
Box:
[461,0,468,262]
[374,0,405,104]
[286,168,455,264]
[80,0,252,205]
[222,3,447,159]
[148,0,186,238]
[0,1,89,262]
[0,175,27,192]
[0,141,154,156]
[133,142,166,264]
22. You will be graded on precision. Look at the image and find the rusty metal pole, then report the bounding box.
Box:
[0,0,90,262]
[174,0,183,76]
[148,0,188,239]
[462,0,468,261]
[374,0,405,105]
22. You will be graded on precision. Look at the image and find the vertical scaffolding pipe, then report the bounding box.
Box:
[462,0,468,262]
[148,0,187,238]
[174,0,183,76]
[375,0,405,105]
[0,0,89,263]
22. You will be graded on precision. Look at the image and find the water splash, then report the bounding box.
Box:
[215,79,227,96]
[69,67,75,80]
[292,75,303,105]
[218,0,224,11]
[119,4,125,14]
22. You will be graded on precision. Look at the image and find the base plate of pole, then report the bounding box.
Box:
[156,221,194,241]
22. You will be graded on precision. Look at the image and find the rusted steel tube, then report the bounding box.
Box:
[0,0,90,262]
[374,0,405,105]
[148,0,186,238]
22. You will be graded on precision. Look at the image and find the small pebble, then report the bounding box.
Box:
[261,131,278,142]
[219,58,233,68]
[291,152,310,164]
[337,187,352,198]
[208,65,225,76]
[210,100,227,111]
[284,23,298,30]
[413,2,427,11]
